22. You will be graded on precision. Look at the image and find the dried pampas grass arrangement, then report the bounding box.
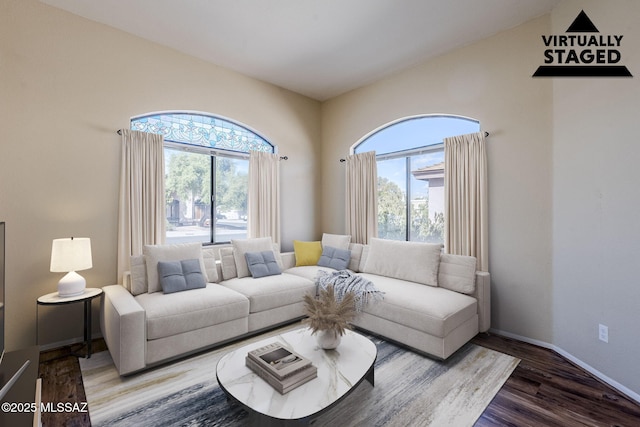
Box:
[303,285,357,336]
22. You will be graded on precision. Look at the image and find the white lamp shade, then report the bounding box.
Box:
[50,237,93,273]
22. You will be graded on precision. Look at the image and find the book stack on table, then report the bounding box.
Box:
[246,342,317,394]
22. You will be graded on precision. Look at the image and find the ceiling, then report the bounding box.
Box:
[40,0,560,101]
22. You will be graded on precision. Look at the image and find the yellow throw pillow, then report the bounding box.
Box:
[293,240,323,266]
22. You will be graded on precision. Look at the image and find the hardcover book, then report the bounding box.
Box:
[245,356,317,394]
[247,342,312,381]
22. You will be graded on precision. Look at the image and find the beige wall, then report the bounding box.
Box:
[0,0,321,350]
[552,0,640,395]
[321,17,554,343]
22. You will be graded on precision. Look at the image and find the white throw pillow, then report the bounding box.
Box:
[232,237,281,279]
[362,238,441,287]
[321,233,351,250]
[202,247,219,283]
[219,247,237,280]
[144,243,207,293]
[438,254,477,294]
[348,243,364,272]
[359,245,370,272]
[129,255,147,296]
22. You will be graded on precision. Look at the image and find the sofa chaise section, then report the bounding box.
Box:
[287,237,491,360]
[351,271,489,359]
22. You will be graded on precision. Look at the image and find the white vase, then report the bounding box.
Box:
[316,329,342,349]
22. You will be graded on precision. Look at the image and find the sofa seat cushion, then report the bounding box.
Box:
[220,273,315,313]
[136,284,249,340]
[284,265,336,283]
[357,273,477,338]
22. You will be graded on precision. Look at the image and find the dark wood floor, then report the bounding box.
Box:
[38,334,640,427]
[471,334,640,427]
[38,341,107,427]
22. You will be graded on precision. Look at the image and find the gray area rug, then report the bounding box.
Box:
[80,324,519,427]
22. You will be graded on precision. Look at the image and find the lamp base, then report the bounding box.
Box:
[57,271,86,297]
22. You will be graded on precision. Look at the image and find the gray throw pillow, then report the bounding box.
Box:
[245,251,282,278]
[317,246,351,270]
[157,259,207,294]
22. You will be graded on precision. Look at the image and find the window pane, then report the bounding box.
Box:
[132,112,273,153]
[355,116,480,155]
[164,148,212,244]
[355,115,479,242]
[214,157,248,242]
[377,157,407,240]
[410,152,445,243]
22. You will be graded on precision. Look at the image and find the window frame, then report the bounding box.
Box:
[131,111,275,245]
[352,114,481,243]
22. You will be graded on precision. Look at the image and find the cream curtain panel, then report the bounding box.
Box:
[247,151,281,245]
[444,132,489,272]
[116,129,166,283]
[345,151,378,244]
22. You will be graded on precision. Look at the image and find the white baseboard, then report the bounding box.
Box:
[489,328,640,405]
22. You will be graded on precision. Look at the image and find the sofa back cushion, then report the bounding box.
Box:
[144,243,207,293]
[361,238,441,287]
[129,245,218,296]
[438,254,477,295]
[321,233,351,250]
[223,238,283,279]
[232,237,281,278]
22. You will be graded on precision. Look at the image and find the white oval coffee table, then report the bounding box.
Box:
[216,327,377,426]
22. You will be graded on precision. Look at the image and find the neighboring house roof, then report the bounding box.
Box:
[412,162,444,181]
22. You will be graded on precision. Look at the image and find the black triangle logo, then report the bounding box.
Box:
[566,10,599,32]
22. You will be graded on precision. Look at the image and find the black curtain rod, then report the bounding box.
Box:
[339,131,490,162]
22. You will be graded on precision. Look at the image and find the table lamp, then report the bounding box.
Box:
[50,237,92,297]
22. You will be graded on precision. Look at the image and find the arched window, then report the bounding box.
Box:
[354,115,480,243]
[131,112,275,244]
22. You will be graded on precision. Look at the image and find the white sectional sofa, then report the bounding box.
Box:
[100,235,490,376]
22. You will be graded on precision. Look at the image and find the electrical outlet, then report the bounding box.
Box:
[599,324,609,343]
